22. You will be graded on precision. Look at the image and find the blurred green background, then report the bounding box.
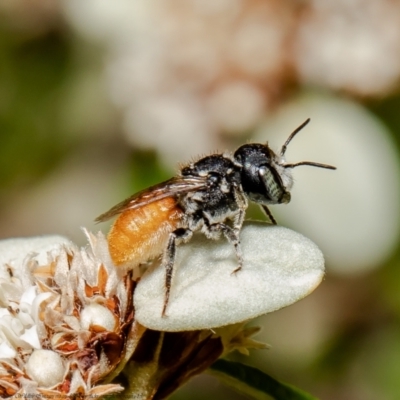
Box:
[1,1,400,399]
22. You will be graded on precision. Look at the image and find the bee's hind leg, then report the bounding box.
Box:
[162,228,192,317]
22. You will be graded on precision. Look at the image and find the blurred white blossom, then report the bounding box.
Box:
[294,0,400,96]
[255,93,400,274]
[0,0,62,33]
[63,0,296,164]
[63,0,400,168]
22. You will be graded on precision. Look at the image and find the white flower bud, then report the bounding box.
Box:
[80,303,117,331]
[135,222,324,331]
[25,349,65,388]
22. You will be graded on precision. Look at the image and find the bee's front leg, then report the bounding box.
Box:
[233,186,248,233]
[162,228,192,317]
[260,205,277,225]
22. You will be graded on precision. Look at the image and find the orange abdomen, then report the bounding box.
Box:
[107,197,184,268]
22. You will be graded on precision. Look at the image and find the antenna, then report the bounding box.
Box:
[284,161,336,170]
[280,118,336,170]
[280,118,311,156]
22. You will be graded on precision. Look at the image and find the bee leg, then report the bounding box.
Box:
[162,228,192,317]
[208,222,243,274]
[233,207,246,234]
[233,187,248,232]
[260,205,277,225]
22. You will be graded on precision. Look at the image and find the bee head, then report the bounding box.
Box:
[234,119,336,205]
[234,143,292,205]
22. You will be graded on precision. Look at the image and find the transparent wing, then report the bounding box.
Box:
[95,176,208,222]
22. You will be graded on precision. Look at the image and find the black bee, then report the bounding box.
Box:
[96,119,336,316]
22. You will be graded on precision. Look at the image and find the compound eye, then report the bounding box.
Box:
[259,165,286,204]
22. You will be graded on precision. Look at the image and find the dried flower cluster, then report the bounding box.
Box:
[0,233,132,397]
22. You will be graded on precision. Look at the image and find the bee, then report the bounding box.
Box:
[96,119,336,316]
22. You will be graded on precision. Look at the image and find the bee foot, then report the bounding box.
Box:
[231,266,242,275]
